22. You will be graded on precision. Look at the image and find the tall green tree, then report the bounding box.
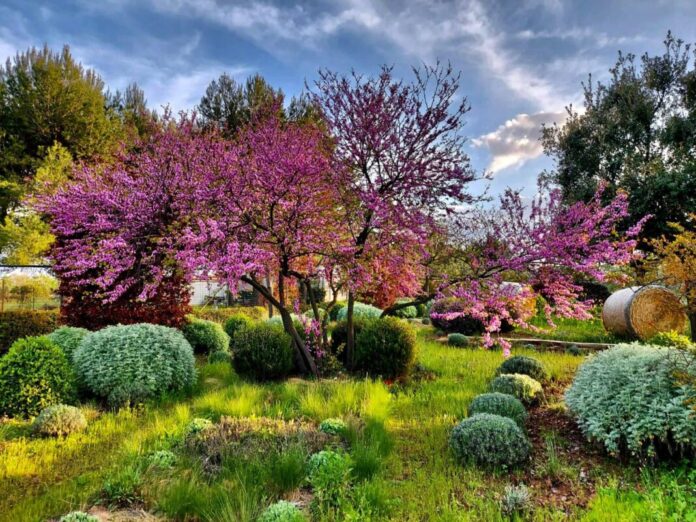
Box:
[107,82,159,141]
[542,32,696,244]
[0,45,122,219]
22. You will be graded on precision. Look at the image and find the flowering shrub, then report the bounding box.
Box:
[182,317,230,354]
[354,317,416,379]
[468,393,527,427]
[449,413,531,468]
[0,310,58,354]
[337,302,383,321]
[233,323,295,380]
[73,324,196,406]
[258,501,306,522]
[489,374,543,405]
[447,333,469,347]
[47,326,90,361]
[565,344,696,458]
[33,404,87,437]
[495,356,548,382]
[0,336,76,417]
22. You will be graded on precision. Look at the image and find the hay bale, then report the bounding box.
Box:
[602,286,687,340]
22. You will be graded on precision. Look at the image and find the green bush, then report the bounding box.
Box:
[183,418,213,440]
[147,449,178,468]
[0,310,58,354]
[490,374,543,405]
[182,317,230,354]
[330,318,371,359]
[208,350,232,365]
[0,336,76,418]
[308,450,353,512]
[354,317,417,380]
[222,314,253,340]
[47,326,90,361]
[328,302,345,321]
[565,344,696,458]
[390,299,418,319]
[449,413,531,468]
[337,302,383,321]
[73,324,196,406]
[258,500,306,522]
[59,512,99,522]
[648,331,694,351]
[447,333,469,347]
[233,323,295,380]
[32,404,87,437]
[468,393,527,427]
[496,355,548,381]
[319,418,348,436]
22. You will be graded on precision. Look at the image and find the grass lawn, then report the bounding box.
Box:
[1,326,694,521]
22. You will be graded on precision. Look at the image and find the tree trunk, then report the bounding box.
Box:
[345,290,356,370]
[689,312,695,343]
[241,275,318,377]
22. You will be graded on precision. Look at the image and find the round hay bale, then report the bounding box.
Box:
[602,286,687,340]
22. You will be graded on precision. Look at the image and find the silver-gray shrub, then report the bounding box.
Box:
[73,323,196,406]
[565,343,696,459]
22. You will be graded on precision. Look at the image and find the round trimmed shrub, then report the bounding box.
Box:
[354,317,416,379]
[233,323,294,380]
[496,355,548,381]
[182,317,230,354]
[489,374,543,405]
[223,314,253,341]
[59,512,99,522]
[208,350,232,365]
[330,318,372,359]
[0,336,76,418]
[48,326,90,361]
[336,302,383,321]
[449,413,530,468]
[468,393,527,427]
[258,500,306,522]
[319,418,348,436]
[33,404,87,436]
[447,333,469,347]
[565,343,696,458]
[73,323,196,406]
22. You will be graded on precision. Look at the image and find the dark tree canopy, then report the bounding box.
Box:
[106,82,158,141]
[542,32,696,243]
[0,45,122,218]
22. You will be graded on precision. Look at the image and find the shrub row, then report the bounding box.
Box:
[0,310,58,354]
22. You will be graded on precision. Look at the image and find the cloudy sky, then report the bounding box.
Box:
[2,0,695,196]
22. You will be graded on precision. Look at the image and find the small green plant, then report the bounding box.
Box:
[47,326,90,361]
[354,317,417,380]
[258,500,306,522]
[147,449,178,468]
[233,323,295,380]
[537,432,573,481]
[307,450,353,514]
[223,313,253,340]
[490,374,543,405]
[420,317,430,325]
[100,466,142,507]
[350,442,381,481]
[208,350,232,365]
[183,417,213,440]
[59,512,99,522]
[182,317,230,354]
[32,404,87,437]
[449,413,531,468]
[496,355,548,381]
[337,302,383,320]
[0,336,76,418]
[500,484,531,518]
[468,393,527,427]
[447,333,469,347]
[318,418,348,436]
[566,344,583,356]
[648,331,693,350]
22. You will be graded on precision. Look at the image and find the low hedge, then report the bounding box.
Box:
[190,306,267,323]
[0,310,59,354]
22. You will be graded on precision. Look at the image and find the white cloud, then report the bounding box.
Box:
[515,27,645,48]
[472,111,567,174]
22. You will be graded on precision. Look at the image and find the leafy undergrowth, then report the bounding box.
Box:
[1,325,694,521]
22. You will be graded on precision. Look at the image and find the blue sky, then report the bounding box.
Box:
[1,0,695,196]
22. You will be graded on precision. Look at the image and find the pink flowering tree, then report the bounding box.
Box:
[182,114,344,376]
[312,63,480,366]
[428,182,648,354]
[36,117,226,328]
